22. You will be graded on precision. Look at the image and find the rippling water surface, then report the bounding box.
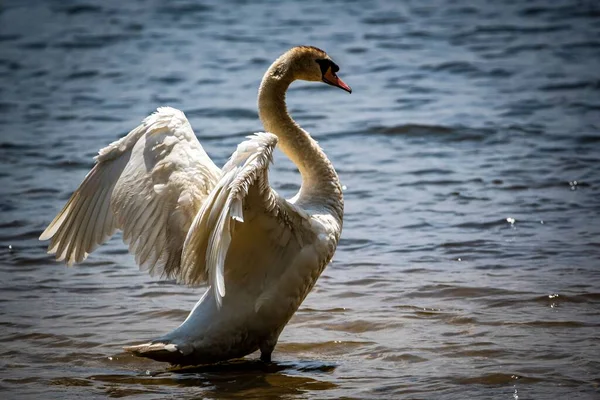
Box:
[1,0,600,398]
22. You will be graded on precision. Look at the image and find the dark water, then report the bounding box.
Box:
[1,0,600,398]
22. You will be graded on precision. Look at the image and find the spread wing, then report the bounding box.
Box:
[180,132,320,306]
[40,107,221,279]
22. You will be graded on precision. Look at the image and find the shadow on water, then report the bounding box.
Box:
[82,359,338,399]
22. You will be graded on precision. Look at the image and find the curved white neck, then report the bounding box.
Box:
[257,62,343,219]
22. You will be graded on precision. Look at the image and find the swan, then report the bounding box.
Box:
[39,46,351,365]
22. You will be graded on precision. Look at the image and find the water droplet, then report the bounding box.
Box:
[569,180,579,190]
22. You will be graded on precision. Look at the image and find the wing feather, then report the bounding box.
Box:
[40,107,221,279]
[77,181,107,260]
[136,205,164,267]
[58,193,91,264]
[96,179,117,245]
[71,190,96,264]
[133,201,167,274]
[126,198,159,250]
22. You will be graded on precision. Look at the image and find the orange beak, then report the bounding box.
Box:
[323,68,352,93]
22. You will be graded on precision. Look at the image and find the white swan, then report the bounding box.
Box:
[40,46,351,365]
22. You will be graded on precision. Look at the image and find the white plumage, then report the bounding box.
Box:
[40,107,220,277]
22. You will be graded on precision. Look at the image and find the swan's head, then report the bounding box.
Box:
[283,46,352,93]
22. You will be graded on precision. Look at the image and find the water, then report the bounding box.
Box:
[1,0,599,398]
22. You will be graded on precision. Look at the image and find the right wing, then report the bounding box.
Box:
[40,107,221,279]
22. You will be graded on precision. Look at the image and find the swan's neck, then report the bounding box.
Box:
[257,63,343,219]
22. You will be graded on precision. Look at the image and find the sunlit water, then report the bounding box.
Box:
[1,0,599,398]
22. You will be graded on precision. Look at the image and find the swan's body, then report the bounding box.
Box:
[40,46,351,365]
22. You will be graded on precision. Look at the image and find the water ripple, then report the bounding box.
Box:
[1,0,599,399]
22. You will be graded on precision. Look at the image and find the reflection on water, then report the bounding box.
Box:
[81,360,338,399]
[1,0,600,398]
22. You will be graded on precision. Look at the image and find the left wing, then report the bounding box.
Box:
[180,132,321,306]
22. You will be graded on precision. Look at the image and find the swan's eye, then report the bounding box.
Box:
[316,59,340,77]
[316,59,329,76]
[331,62,339,74]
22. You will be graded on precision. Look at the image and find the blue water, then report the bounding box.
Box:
[1,0,599,398]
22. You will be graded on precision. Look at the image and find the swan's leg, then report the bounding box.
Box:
[260,349,272,363]
[259,335,278,363]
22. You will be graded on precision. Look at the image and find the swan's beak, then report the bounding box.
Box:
[323,68,352,94]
